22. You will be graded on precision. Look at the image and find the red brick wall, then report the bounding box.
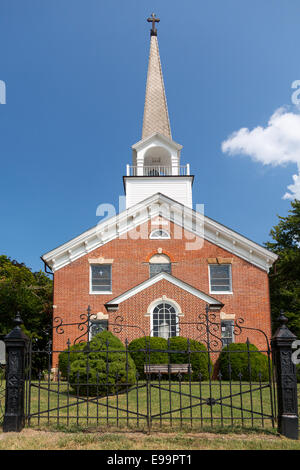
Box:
[52,219,272,366]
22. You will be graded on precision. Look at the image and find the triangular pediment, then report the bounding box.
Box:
[42,192,278,273]
[132,133,182,152]
[105,272,224,309]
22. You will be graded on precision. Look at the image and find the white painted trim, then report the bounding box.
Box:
[149,299,180,338]
[42,193,278,273]
[132,132,183,152]
[209,291,233,295]
[147,297,182,315]
[89,292,113,295]
[105,272,223,307]
[89,263,112,295]
[208,264,233,295]
[88,258,114,264]
[149,229,170,239]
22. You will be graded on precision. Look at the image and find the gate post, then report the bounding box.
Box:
[271,312,298,440]
[3,313,29,432]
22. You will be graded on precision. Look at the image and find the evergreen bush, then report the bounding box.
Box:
[128,336,212,381]
[58,342,86,378]
[128,336,168,379]
[68,330,136,396]
[168,336,212,380]
[217,342,270,381]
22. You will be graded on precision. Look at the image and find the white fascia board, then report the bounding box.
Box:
[105,272,223,306]
[202,215,278,270]
[42,192,278,273]
[132,133,183,152]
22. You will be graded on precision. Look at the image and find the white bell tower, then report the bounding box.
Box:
[124,15,193,209]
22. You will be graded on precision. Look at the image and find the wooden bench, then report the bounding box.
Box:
[144,364,192,375]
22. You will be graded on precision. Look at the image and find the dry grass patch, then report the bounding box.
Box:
[0,428,299,450]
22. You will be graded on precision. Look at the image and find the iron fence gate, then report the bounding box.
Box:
[0,338,5,425]
[23,306,277,431]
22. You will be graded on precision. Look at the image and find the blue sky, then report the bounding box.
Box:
[1,0,300,272]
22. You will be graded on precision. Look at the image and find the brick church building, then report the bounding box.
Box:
[42,16,278,361]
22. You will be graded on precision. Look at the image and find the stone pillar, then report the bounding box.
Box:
[271,312,299,440]
[3,313,29,432]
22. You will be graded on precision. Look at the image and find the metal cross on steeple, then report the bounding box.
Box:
[147,13,160,36]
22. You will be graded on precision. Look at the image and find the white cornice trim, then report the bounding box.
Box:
[105,272,224,307]
[42,192,278,273]
[132,133,183,151]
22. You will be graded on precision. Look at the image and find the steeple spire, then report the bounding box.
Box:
[142,15,172,140]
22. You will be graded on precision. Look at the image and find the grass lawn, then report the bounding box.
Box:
[0,379,299,449]
[24,379,277,431]
[0,428,300,450]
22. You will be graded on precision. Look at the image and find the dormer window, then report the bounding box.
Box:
[149,229,170,239]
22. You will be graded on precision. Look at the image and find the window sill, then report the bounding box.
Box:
[89,291,112,295]
[209,291,233,295]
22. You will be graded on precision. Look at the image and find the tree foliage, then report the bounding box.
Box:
[0,255,53,347]
[265,199,300,337]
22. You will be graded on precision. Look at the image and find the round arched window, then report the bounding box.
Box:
[152,302,178,339]
[149,229,170,239]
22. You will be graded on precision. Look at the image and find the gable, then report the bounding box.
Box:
[42,193,278,273]
[105,272,224,310]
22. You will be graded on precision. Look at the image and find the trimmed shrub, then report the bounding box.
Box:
[68,330,136,396]
[128,336,212,381]
[128,336,168,379]
[58,342,86,378]
[168,336,212,381]
[217,342,270,381]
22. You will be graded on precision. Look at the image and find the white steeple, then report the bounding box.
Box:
[124,15,193,209]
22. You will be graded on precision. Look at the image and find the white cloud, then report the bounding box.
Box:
[221,107,300,199]
[283,169,300,200]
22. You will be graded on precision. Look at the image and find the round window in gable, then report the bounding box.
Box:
[149,229,170,239]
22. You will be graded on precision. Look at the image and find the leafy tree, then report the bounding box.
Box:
[265,200,300,337]
[0,255,53,348]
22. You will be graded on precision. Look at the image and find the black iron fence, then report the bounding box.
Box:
[0,337,5,425]
[1,308,299,439]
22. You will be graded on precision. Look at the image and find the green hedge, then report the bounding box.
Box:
[58,342,86,378]
[128,336,168,379]
[217,342,270,381]
[168,336,212,380]
[128,336,211,380]
[68,330,136,396]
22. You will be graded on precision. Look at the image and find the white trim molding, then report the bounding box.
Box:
[88,258,114,264]
[42,193,278,273]
[89,263,112,295]
[208,263,233,295]
[105,272,224,309]
[149,229,170,239]
[146,297,183,316]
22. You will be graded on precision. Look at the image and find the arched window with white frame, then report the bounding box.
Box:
[149,229,170,239]
[151,301,179,339]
